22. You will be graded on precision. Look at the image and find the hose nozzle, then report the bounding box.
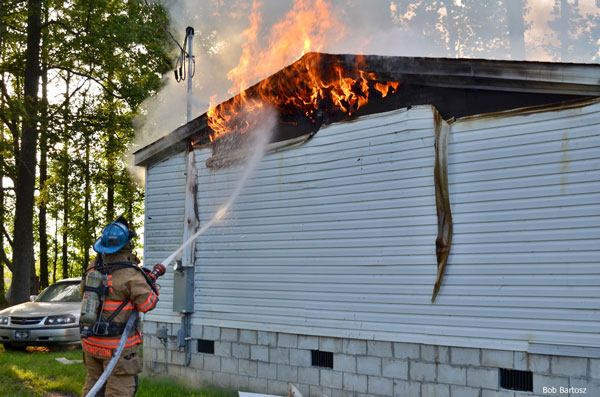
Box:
[150,263,166,280]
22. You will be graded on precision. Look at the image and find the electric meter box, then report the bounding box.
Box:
[173,265,194,313]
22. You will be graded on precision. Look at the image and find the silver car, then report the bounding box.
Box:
[0,277,82,348]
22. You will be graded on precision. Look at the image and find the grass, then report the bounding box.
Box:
[0,344,236,397]
[0,344,85,396]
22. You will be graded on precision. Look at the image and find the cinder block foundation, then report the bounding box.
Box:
[143,325,600,396]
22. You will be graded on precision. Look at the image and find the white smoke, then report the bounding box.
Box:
[161,105,276,267]
[132,0,600,156]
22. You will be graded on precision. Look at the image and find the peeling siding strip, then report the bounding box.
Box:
[432,109,452,302]
[182,146,199,268]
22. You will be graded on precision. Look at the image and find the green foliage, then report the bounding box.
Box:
[0,0,172,288]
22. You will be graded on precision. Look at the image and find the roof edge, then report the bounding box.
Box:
[134,53,600,168]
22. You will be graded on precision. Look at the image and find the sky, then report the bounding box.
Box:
[132,0,600,150]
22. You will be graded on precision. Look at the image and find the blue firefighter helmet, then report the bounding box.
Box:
[93,221,132,254]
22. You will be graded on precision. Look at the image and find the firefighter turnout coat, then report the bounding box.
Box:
[81,248,159,396]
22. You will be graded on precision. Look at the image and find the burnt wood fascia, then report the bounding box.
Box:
[134,115,209,167]
[328,53,600,96]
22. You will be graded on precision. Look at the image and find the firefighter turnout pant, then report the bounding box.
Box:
[82,345,140,397]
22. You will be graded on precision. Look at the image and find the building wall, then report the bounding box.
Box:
[143,151,186,323]
[192,106,441,345]
[190,103,600,351]
[142,101,600,393]
[444,100,600,350]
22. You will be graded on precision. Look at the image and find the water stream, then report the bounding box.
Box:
[161,113,275,267]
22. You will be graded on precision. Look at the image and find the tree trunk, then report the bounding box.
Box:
[106,176,114,222]
[52,208,58,283]
[61,193,68,279]
[83,136,90,273]
[127,195,133,222]
[38,2,49,289]
[443,1,459,58]
[506,0,526,60]
[0,0,3,49]
[105,85,116,223]
[61,77,70,280]
[0,159,4,300]
[559,0,570,62]
[0,0,4,301]
[10,0,42,305]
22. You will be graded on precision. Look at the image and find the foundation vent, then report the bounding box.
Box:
[500,368,533,392]
[197,339,215,354]
[311,350,333,368]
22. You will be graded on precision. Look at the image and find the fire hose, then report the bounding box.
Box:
[84,126,273,396]
[83,157,258,396]
[85,264,166,397]
[85,310,137,397]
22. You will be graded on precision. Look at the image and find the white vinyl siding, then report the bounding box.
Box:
[193,107,442,343]
[143,152,186,323]
[190,102,600,351]
[442,101,600,349]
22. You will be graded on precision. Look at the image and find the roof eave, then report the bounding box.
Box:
[134,54,600,167]
[134,114,209,167]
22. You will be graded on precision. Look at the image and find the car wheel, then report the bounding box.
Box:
[3,343,27,351]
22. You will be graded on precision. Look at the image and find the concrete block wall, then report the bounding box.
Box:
[142,325,600,396]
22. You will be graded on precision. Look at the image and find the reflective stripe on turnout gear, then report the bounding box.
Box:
[107,274,114,293]
[137,291,158,313]
[103,300,135,311]
[83,332,142,349]
[82,340,113,358]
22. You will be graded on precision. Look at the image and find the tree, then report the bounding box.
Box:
[506,0,527,60]
[60,73,70,280]
[10,0,42,304]
[1,0,171,299]
[37,0,49,289]
[0,126,6,304]
[547,0,600,63]
[0,0,6,302]
[390,0,510,59]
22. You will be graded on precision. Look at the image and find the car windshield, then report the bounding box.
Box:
[36,282,81,303]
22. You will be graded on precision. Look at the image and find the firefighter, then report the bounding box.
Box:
[80,216,160,397]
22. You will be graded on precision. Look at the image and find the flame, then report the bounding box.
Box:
[374,81,401,98]
[226,0,337,97]
[225,0,263,97]
[207,0,401,142]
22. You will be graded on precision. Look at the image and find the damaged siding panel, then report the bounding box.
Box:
[143,152,186,322]
[194,120,436,224]
[432,109,452,301]
[442,101,600,347]
[189,102,599,350]
[193,106,454,342]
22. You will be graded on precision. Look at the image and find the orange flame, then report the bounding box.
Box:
[207,0,401,142]
[374,81,400,98]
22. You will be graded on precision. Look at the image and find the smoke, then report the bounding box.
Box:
[213,105,276,220]
[131,0,600,166]
[161,105,276,267]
